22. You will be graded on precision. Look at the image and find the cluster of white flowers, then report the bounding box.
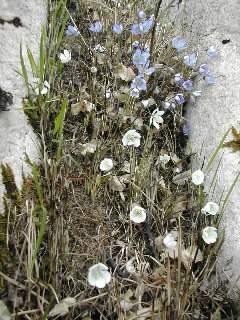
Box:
[191,170,219,245]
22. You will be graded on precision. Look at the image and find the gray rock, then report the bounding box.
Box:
[0,0,46,208]
[175,0,240,293]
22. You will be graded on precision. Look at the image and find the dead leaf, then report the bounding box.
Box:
[71,100,95,115]
[170,152,181,165]
[80,142,97,155]
[120,289,136,312]
[0,300,11,320]
[182,246,203,269]
[172,170,191,185]
[119,174,131,184]
[48,297,76,318]
[114,64,135,81]
[172,196,188,214]
[121,161,131,173]
[223,126,240,152]
[109,175,126,192]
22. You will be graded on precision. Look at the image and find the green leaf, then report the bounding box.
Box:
[20,43,29,92]
[53,97,68,137]
[39,27,46,82]
[27,48,38,76]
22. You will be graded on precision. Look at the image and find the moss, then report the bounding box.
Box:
[1,164,21,214]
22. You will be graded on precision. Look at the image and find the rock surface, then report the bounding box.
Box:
[0,0,46,207]
[175,0,240,293]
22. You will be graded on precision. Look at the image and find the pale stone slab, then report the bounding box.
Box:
[174,0,240,292]
[0,0,46,206]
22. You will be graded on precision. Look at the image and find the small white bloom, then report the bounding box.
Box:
[192,90,202,97]
[130,205,146,223]
[202,202,219,216]
[125,257,136,274]
[202,226,218,244]
[163,233,177,249]
[100,158,113,172]
[35,80,50,95]
[130,88,140,98]
[59,49,71,64]
[122,129,141,147]
[141,99,149,108]
[41,80,50,95]
[87,263,111,288]
[159,154,170,165]
[91,66,98,73]
[94,44,106,53]
[105,89,111,99]
[191,169,204,186]
[150,108,164,129]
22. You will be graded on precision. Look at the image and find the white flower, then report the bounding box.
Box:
[59,49,71,63]
[94,44,106,53]
[35,80,50,95]
[159,154,170,165]
[105,89,111,99]
[87,263,111,288]
[163,233,177,249]
[150,108,164,129]
[122,129,141,147]
[130,88,140,98]
[141,99,149,108]
[191,169,204,185]
[100,158,113,172]
[130,205,146,223]
[202,226,218,244]
[192,90,202,97]
[202,202,219,216]
[91,66,98,73]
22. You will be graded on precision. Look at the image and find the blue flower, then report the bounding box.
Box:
[207,46,217,59]
[65,25,80,37]
[182,80,193,91]
[131,15,154,35]
[175,93,185,105]
[89,21,103,33]
[199,64,209,76]
[205,72,215,85]
[183,53,197,67]
[142,15,154,33]
[132,49,154,76]
[131,75,147,91]
[112,23,124,34]
[131,23,143,35]
[174,73,184,85]
[172,36,187,51]
[138,10,146,19]
[132,48,149,67]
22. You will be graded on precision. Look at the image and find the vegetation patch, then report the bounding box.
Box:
[0,0,237,319]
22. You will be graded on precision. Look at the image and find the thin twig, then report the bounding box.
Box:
[150,0,163,62]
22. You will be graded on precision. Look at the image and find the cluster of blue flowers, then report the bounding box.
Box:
[171,36,217,107]
[131,46,155,94]
[65,18,216,109]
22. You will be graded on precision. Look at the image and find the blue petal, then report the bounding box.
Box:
[172,36,187,51]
